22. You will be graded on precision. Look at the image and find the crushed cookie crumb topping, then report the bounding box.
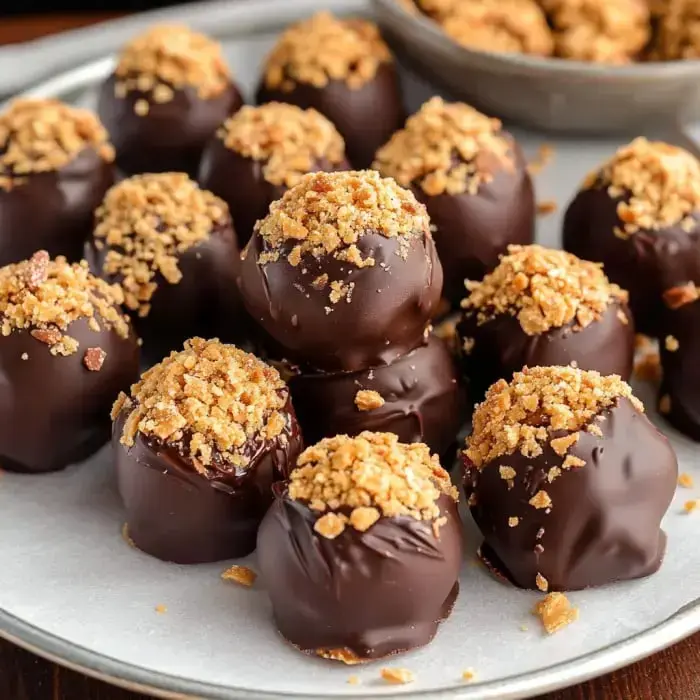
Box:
[533,592,579,634]
[0,99,113,189]
[217,103,345,188]
[466,365,642,468]
[461,245,627,336]
[373,97,513,197]
[113,338,289,472]
[114,25,231,101]
[0,251,129,356]
[585,138,700,235]
[94,173,229,317]
[288,431,457,537]
[262,12,391,92]
[254,170,429,273]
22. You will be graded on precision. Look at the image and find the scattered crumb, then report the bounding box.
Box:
[528,143,555,175]
[508,517,519,527]
[354,389,385,411]
[663,282,700,309]
[634,352,661,382]
[659,394,672,415]
[461,669,476,682]
[221,565,257,587]
[347,676,360,685]
[121,523,135,548]
[537,200,557,216]
[533,593,579,634]
[381,668,415,685]
[20,352,28,360]
[535,572,549,592]
[635,333,652,350]
[529,490,552,510]
[679,473,694,488]
[519,624,529,632]
[684,500,698,513]
[83,346,106,372]
[317,648,361,664]
[617,308,629,325]
[665,335,680,352]
[154,604,167,614]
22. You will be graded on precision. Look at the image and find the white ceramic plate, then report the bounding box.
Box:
[2,2,700,699]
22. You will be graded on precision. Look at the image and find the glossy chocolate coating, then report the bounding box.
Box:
[0,317,139,474]
[458,300,634,400]
[113,396,302,564]
[98,75,243,177]
[86,217,248,366]
[256,63,404,169]
[414,140,535,307]
[239,231,443,373]
[464,397,678,591]
[198,138,350,247]
[659,296,700,440]
[0,148,114,267]
[563,187,700,336]
[258,490,462,660]
[287,335,465,456]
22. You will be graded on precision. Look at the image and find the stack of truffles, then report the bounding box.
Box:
[238,169,464,456]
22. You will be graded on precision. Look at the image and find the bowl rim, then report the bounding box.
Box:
[375,0,700,79]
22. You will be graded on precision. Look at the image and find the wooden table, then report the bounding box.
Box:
[0,12,697,700]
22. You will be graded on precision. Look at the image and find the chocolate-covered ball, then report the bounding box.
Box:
[97,25,243,177]
[463,365,677,592]
[564,138,700,336]
[199,102,350,246]
[85,172,245,365]
[238,170,443,373]
[458,245,634,399]
[287,335,465,456]
[0,251,139,473]
[255,12,403,169]
[658,282,700,439]
[113,337,302,564]
[0,99,115,267]
[373,97,535,308]
[258,432,462,662]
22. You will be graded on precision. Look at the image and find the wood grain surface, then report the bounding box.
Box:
[0,11,696,700]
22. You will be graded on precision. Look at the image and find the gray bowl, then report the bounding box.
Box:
[373,0,700,134]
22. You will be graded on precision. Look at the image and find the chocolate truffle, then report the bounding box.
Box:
[540,0,650,64]
[238,170,442,373]
[563,138,700,336]
[97,25,243,177]
[657,281,700,439]
[458,245,634,399]
[255,12,403,168]
[258,431,462,662]
[463,365,678,591]
[198,102,350,246]
[85,172,245,365]
[0,99,115,266]
[287,335,465,456]
[0,251,139,473]
[373,97,535,307]
[417,0,554,56]
[112,337,302,564]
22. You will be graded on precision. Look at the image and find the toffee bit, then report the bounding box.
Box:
[665,335,680,352]
[221,565,257,587]
[155,604,167,614]
[663,282,700,309]
[114,25,231,101]
[23,250,49,290]
[262,12,391,92]
[535,572,549,592]
[380,668,415,685]
[461,245,627,336]
[373,96,514,197]
[533,592,579,634]
[31,327,62,346]
[508,517,519,527]
[83,347,106,372]
[550,432,579,456]
[684,500,699,513]
[529,490,552,510]
[678,473,694,488]
[354,389,385,411]
[461,669,476,682]
[314,512,347,539]
[499,465,516,480]
[217,103,345,189]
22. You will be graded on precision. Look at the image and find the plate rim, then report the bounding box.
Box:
[3,5,700,699]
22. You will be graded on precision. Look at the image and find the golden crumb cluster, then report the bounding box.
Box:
[373,97,513,197]
[0,251,129,356]
[94,173,229,316]
[461,245,627,336]
[113,338,289,471]
[651,0,700,59]
[262,12,392,91]
[417,0,553,56]
[541,0,649,64]
[218,103,345,188]
[0,99,113,189]
[114,24,231,102]
[254,170,430,268]
[288,431,457,539]
[585,138,700,236]
[466,365,642,468]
